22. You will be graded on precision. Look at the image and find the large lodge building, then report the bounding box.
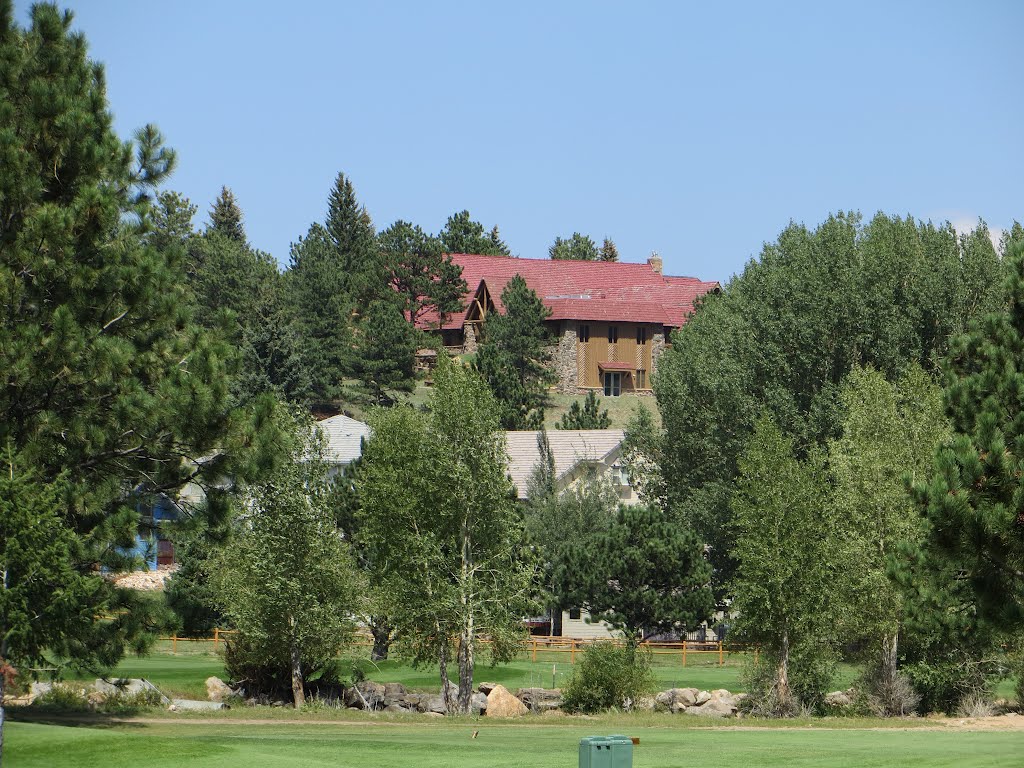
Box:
[418,253,720,395]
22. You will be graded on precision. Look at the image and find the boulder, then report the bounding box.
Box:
[470,692,488,715]
[695,690,712,705]
[517,687,562,713]
[416,694,447,714]
[477,682,498,695]
[634,695,656,711]
[654,688,698,713]
[206,676,232,702]
[485,684,528,718]
[825,690,853,708]
[689,694,738,718]
[345,681,387,710]
[95,678,149,697]
[383,682,407,699]
[170,699,225,711]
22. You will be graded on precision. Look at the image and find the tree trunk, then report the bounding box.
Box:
[369,616,392,661]
[457,617,474,714]
[439,644,455,714]
[288,615,304,709]
[880,631,899,715]
[777,630,792,715]
[0,657,6,768]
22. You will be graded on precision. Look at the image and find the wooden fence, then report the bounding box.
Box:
[160,630,751,667]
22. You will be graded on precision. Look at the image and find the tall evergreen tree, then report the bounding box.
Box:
[439,210,511,256]
[378,220,467,328]
[325,171,380,308]
[910,240,1024,630]
[549,232,600,261]
[354,299,418,405]
[475,275,556,429]
[286,223,356,403]
[148,190,197,254]
[208,185,246,243]
[599,237,620,262]
[0,0,236,715]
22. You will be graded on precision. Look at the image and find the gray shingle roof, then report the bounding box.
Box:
[504,429,626,500]
[317,414,371,466]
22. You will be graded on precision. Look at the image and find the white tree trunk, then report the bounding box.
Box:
[288,614,304,709]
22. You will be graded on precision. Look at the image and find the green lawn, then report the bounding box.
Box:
[7,719,1022,768]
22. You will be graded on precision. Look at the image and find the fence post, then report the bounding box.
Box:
[172,634,178,655]
[213,628,219,648]
[719,641,724,666]
[532,637,537,662]
[570,639,576,664]
[682,641,687,667]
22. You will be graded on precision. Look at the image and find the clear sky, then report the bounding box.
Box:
[15,1,1023,283]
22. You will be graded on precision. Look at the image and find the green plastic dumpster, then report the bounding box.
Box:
[579,735,633,768]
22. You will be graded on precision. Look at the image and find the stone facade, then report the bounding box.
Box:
[651,331,666,374]
[553,322,580,394]
[463,322,478,354]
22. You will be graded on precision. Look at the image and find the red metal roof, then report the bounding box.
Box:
[597,361,636,372]
[419,253,718,331]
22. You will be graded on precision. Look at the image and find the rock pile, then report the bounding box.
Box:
[653,687,744,717]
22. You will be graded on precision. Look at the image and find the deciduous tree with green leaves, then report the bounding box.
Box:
[730,417,845,714]
[357,358,538,714]
[476,275,556,429]
[210,408,363,709]
[829,364,947,714]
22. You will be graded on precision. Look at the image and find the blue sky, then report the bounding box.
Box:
[17,1,1023,283]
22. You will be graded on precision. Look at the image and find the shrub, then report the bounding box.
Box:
[740,640,836,717]
[562,642,654,713]
[956,692,996,718]
[223,634,345,702]
[33,684,91,712]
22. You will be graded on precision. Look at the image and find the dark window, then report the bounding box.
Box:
[568,607,581,620]
[637,327,647,345]
[604,372,621,397]
[578,324,590,343]
[637,369,646,389]
[608,326,618,343]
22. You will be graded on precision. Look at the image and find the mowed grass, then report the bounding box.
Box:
[7,719,1023,768]
[65,643,866,700]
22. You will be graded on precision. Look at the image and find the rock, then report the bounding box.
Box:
[690,698,737,718]
[825,690,853,708]
[95,678,148,697]
[695,690,712,705]
[485,684,528,718]
[471,692,488,715]
[477,682,498,695]
[206,676,232,702]
[345,681,387,710]
[709,690,740,710]
[634,695,656,711]
[417,694,447,714]
[517,688,562,713]
[384,703,412,713]
[171,698,225,711]
[383,682,407,699]
[424,711,445,718]
[29,682,53,701]
[654,688,698,713]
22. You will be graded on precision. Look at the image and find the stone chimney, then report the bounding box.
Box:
[647,251,663,274]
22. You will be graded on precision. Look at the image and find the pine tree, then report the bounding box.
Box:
[208,186,246,243]
[549,232,600,261]
[911,240,1024,630]
[379,220,467,328]
[0,0,235,701]
[557,391,612,430]
[599,237,620,262]
[439,210,511,256]
[475,275,556,429]
[286,224,356,403]
[325,171,380,308]
[355,299,418,405]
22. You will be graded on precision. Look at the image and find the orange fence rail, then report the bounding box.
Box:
[160,630,752,666]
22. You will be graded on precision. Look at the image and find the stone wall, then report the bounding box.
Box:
[463,322,478,354]
[651,331,666,376]
[553,322,580,394]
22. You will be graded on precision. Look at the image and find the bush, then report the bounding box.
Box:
[856,664,920,717]
[902,657,998,715]
[562,642,654,713]
[740,640,836,717]
[223,634,345,702]
[33,684,91,712]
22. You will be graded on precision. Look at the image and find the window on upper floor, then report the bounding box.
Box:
[637,327,647,345]
[578,324,590,343]
[607,326,618,344]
